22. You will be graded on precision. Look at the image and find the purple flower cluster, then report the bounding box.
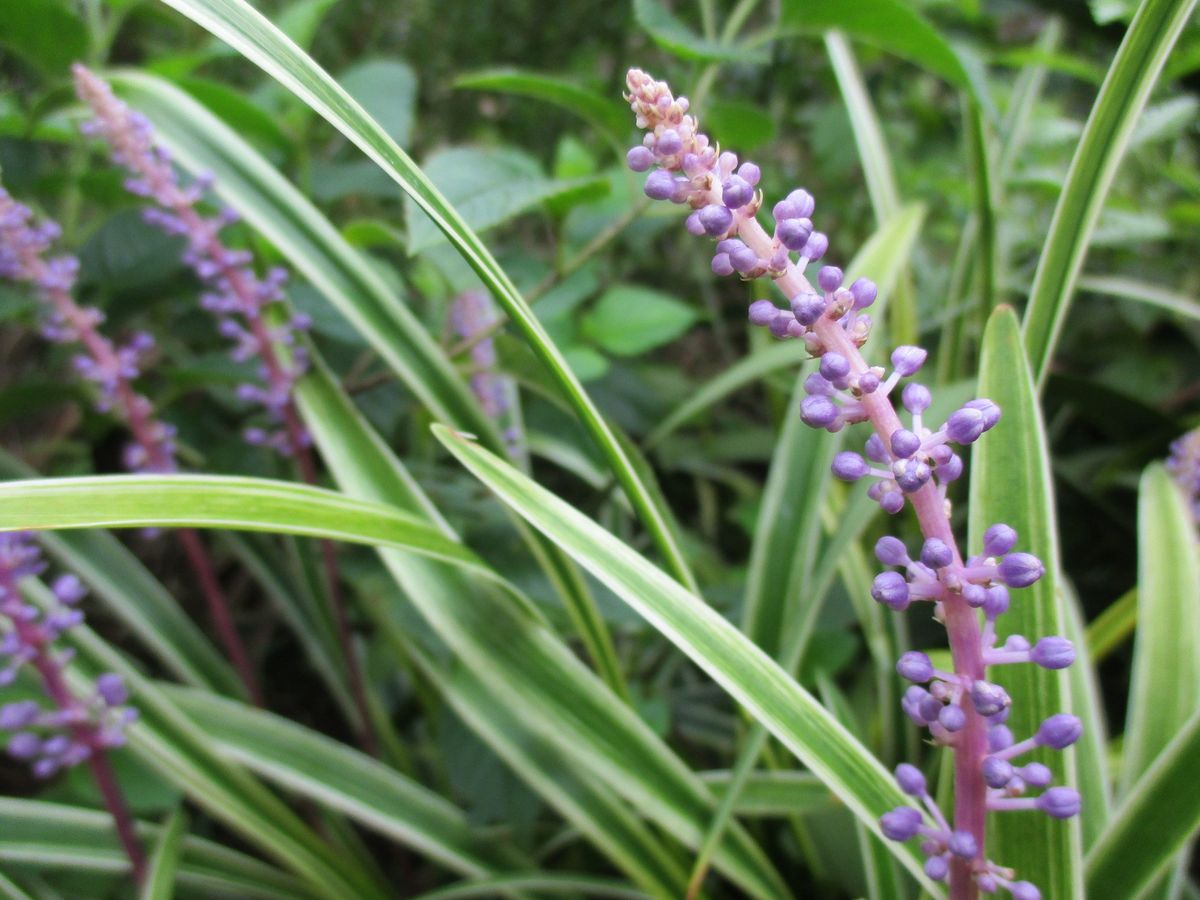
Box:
[624,68,1080,899]
[1167,427,1200,527]
[0,188,176,473]
[449,290,520,454]
[73,66,312,457]
[0,534,137,778]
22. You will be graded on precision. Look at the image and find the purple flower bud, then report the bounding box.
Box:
[1031,637,1075,670]
[1004,634,1031,652]
[832,452,868,482]
[656,129,683,155]
[894,762,926,796]
[792,292,825,325]
[858,371,880,394]
[644,169,678,200]
[776,217,813,251]
[983,585,1010,618]
[819,352,850,382]
[95,673,128,706]
[880,806,923,841]
[1019,762,1053,788]
[626,146,655,171]
[768,314,794,338]
[939,704,966,732]
[1037,787,1081,819]
[880,490,905,515]
[896,651,933,683]
[901,383,932,414]
[875,536,908,566]
[920,538,953,569]
[982,756,1014,788]
[1036,714,1082,750]
[817,266,843,293]
[937,454,964,482]
[965,398,1001,431]
[711,253,734,276]
[801,232,828,260]
[893,459,932,493]
[685,212,705,235]
[999,552,1044,588]
[1010,882,1042,900]
[51,574,87,605]
[730,245,761,274]
[890,429,921,459]
[787,189,815,217]
[970,680,1011,717]
[7,732,41,760]
[737,162,761,185]
[748,299,778,326]
[722,175,754,209]
[872,572,910,610]
[891,346,927,377]
[989,724,1014,752]
[962,583,988,608]
[983,523,1018,556]
[0,701,40,730]
[945,408,986,444]
[925,855,949,881]
[698,204,733,236]
[800,395,839,429]
[865,434,889,463]
[849,277,877,308]
[947,830,977,859]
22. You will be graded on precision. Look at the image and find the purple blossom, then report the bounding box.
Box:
[449,290,521,457]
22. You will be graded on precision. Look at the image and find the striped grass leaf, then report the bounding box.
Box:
[1021,0,1198,387]
[148,0,697,592]
[969,306,1083,897]
[0,450,240,697]
[1086,711,1200,898]
[432,424,943,895]
[139,808,187,900]
[1084,586,1137,663]
[1119,464,1200,794]
[0,798,313,899]
[293,355,788,897]
[1078,274,1200,323]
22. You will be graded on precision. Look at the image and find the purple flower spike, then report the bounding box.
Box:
[896,651,934,683]
[880,806,923,841]
[1036,787,1081,819]
[1036,714,1082,750]
[1031,637,1075,669]
[998,553,1044,588]
[832,451,869,482]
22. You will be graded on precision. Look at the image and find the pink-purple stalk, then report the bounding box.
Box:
[0,185,263,707]
[72,66,379,754]
[624,69,1080,900]
[0,533,145,882]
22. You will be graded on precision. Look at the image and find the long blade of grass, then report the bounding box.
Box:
[1085,586,1137,664]
[433,423,944,895]
[968,305,1083,897]
[1078,274,1200,322]
[150,0,698,591]
[1020,0,1197,387]
[1120,464,1200,794]
[139,808,187,900]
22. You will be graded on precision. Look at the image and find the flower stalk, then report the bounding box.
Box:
[623,69,1079,900]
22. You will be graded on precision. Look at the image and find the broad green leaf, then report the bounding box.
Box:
[339,58,417,147]
[454,68,629,144]
[0,799,309,899]
[704,100,776,153]
[1120,465,1200,793]
[1078,274,1200,323]
[140,808,187,900]
[294,358,787,897]
[1085,586,1137,663]
[0,450,242,697]
[163,687,525,878]
[0,474,488,576]
[407,147,607,253]
[0,0,88,74]
[779,0,973,93]
[1086,711,1200,898]
[633,0,768,63]
[433,424,943,894]
[177,76,293,158]
[580,285,698,356]
[970,306,1082,897]
[1021,0,1197,387]
[150,0,695,588]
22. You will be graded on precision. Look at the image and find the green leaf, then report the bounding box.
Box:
[411,874,651,899]
[0,0,88,74]
[1120,465,1200,792]
[0,474,489,576]
[163,687,526,877]
[152,0,699,592]
[0,450,243,697]
[433,424,943,895]
[779,0,973,93]
[704,100,776,153]
[454,68,629,144]
[177,77,293,159]
[1085,586,1137,663]
[140,808,187,900]
[274,0,338,49]
[970,306,1083,897]
[699,771,833,817]
[1086,711,1200,898]
[407,147,606,253]
[580,285,698,356]
[1020,0,1197,387]
[1078,274,1200,323]
[339,58,417,147]
[0,799,310,899]
[633,0,768,63]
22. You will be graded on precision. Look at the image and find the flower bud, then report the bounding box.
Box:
[880,806,922,841]
[896,651,933,683]
[983,523,1018,556]
[1031,637,1075,669]
[1036,787,1081,819]
[1036,714,1082,750]
[832,452,868,482]
[891,346,927,376]
[999,552,1044,588]
[894,762,926,796]
[872,571,910,610]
